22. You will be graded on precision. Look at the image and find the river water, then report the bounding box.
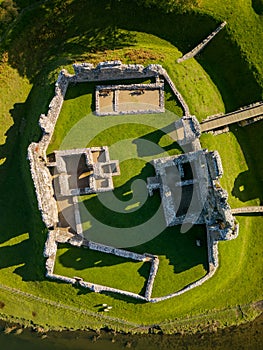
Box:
[0,314,262,350]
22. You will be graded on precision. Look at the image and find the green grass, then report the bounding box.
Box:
[54,244,151,295]
[53,226,208,299]
[0,0,262,334]
[134,226,208,297]
[200,121,263,208]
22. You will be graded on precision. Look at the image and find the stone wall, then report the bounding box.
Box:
[144,256,159,300]
[28,143,58,228]
[38,70,71,156]
[95,82,165,116]
[43,229,159,302]
[30,61,234,303]
[177,22,227,63]
[174,115,201,148]
[28,69,72,229]
[88,241,152,262]
[160,70,190,116]
[72,196,82,235]
[72,61,189,116]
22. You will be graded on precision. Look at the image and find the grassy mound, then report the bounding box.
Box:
[0,0,262,333]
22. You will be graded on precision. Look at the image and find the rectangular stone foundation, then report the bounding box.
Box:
[95,83,165,116]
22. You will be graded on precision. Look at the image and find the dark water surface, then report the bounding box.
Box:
[0,314,262,350]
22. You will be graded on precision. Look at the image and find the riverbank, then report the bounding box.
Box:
[0,300,262,335]
[0,312,262,350]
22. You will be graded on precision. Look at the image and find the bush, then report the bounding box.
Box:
[0,0,19,36]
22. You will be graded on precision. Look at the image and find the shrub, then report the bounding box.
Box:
[0,0,19,36]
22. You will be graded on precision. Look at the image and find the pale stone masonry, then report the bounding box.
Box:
[147,149,236,240]
[177,22,227,63]
[29,61,239,303]
[95,82,165,116]
[51,147,120,197]
[43,230,159,302]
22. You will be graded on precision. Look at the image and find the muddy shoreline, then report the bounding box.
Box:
[0,312,262,350]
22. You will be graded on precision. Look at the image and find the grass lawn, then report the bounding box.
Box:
[53,226,208,299]
[0,0,262,333]
[54,244,151,296]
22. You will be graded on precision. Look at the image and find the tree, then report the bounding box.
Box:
[0,0,19,36]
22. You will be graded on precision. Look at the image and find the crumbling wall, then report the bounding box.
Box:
[95,82,165,116]
[38,70,71,156]
[177,22,227,63]
[28,143,58,228]
[144,256,159,300]
[30,61,234,303]
[43,229,158,302]
[73,61,190,116]
[175,115,201,150]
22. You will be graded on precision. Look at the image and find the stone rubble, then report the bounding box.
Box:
[29,61,239,303]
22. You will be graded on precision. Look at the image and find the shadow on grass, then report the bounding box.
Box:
[57,243,145,270]
[101,291,147,304]
[133,124,182,158]
[64,82,95,100]
[197,30,262,112]
[6,1,137,81]
[133,225,208,275]
[55,224,208,301]
[252,0,263,15]
[232,170,260,202]
[5,0,260,114]
[56,243,151,297]
[231,123,263,205]
[82,163,160,228]
[61,26,136,56]
[0,71,60,283]
[164,82,185,116]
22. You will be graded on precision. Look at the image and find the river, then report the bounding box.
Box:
[0,314,262,350]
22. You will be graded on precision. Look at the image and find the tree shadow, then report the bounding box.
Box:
[6,1,137,81]
[62,26,136,55]
[231,170,260,203]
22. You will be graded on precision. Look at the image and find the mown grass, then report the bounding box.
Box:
[0,0,262,333]
[53,226,208,299]
[54,244,151,296]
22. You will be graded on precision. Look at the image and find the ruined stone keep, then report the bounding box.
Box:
[28,61,238,303]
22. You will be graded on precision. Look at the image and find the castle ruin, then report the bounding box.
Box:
[28,61,238,302]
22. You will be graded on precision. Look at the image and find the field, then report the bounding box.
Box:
[0,0,262,333]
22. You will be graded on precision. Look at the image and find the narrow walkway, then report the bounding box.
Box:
[231,206,263,215]
[200,102,263,132]
[177,22,226,63]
